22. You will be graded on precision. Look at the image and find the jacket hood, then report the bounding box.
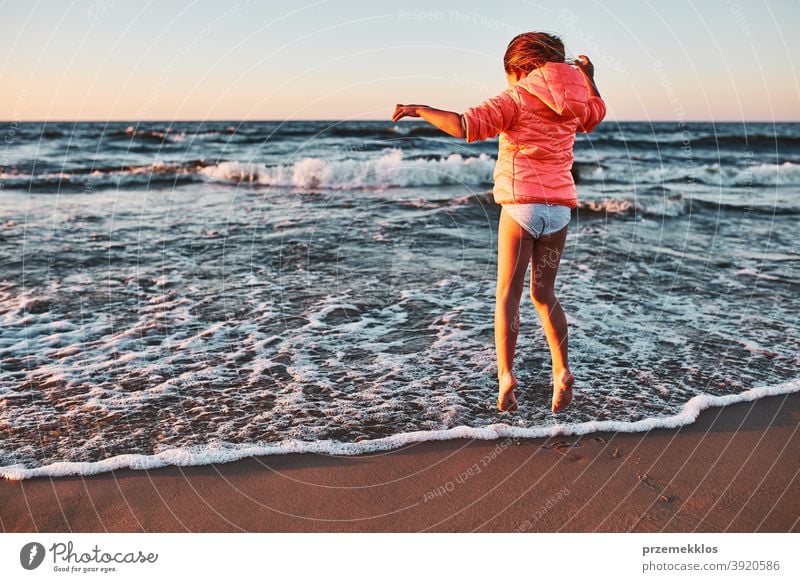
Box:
[514,62,590,119]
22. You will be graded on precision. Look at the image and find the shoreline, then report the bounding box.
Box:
[2,391,798,532]
[3,379,798,481]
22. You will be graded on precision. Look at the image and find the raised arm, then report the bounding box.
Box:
[573,54,606,133]
[575,54,601,98]
[392,104,463,138]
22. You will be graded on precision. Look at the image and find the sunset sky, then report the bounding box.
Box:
[2,0,798,122]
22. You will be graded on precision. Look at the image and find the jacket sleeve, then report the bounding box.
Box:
[577,95,607,133]
[461,87,519,143]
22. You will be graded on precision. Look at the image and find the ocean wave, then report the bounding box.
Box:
[73,123,448,143]
[583,161,800,187]
[584,132,800,149]
[46,125,250,143]
[4,152,799,194]
[23,122,800,155]
[575,187,800,218]
[0,160,211,191]
[576,186,685,218]
[409,187,692,220]
[690,199,800,216]
[0,150,494,191]
[199,148,495,189]
[107,126,186,143]
[2,377,797,480]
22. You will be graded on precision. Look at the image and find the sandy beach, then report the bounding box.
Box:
[2,391,798,533]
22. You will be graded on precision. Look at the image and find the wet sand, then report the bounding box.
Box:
[2,392,798,532]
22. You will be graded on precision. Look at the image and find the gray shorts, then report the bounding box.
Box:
[503,203,572,238]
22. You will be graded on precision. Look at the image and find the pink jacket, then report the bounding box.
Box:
[461,62,607,208]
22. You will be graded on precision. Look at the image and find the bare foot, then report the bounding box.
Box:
[551,368,574,413]
[497,371,518,412]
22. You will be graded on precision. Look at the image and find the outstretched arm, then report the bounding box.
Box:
[392,104,463,138]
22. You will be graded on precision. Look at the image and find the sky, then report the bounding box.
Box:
[1,0,799,121]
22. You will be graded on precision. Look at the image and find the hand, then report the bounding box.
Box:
[574,55,595,79]
[392,104,424,122]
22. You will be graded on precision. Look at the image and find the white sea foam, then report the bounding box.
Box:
[577,192,685,217]
[586,160,800,187]
[735,267,781,281]
[2,377,798,481]
[199,148,495,189]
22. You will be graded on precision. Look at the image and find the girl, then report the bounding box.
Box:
[392,32,606,413]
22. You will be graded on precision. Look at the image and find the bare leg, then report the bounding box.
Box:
[495,208,534,411]
[530,224,574,412]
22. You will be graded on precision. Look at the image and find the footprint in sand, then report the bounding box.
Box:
[542,439,582,462]
[593,436,623,458]
[636,472,677,503]
[637,472,659,490]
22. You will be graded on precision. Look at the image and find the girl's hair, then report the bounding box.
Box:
[503,32,565,74]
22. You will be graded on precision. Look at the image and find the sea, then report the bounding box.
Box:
[1,119,798,479]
